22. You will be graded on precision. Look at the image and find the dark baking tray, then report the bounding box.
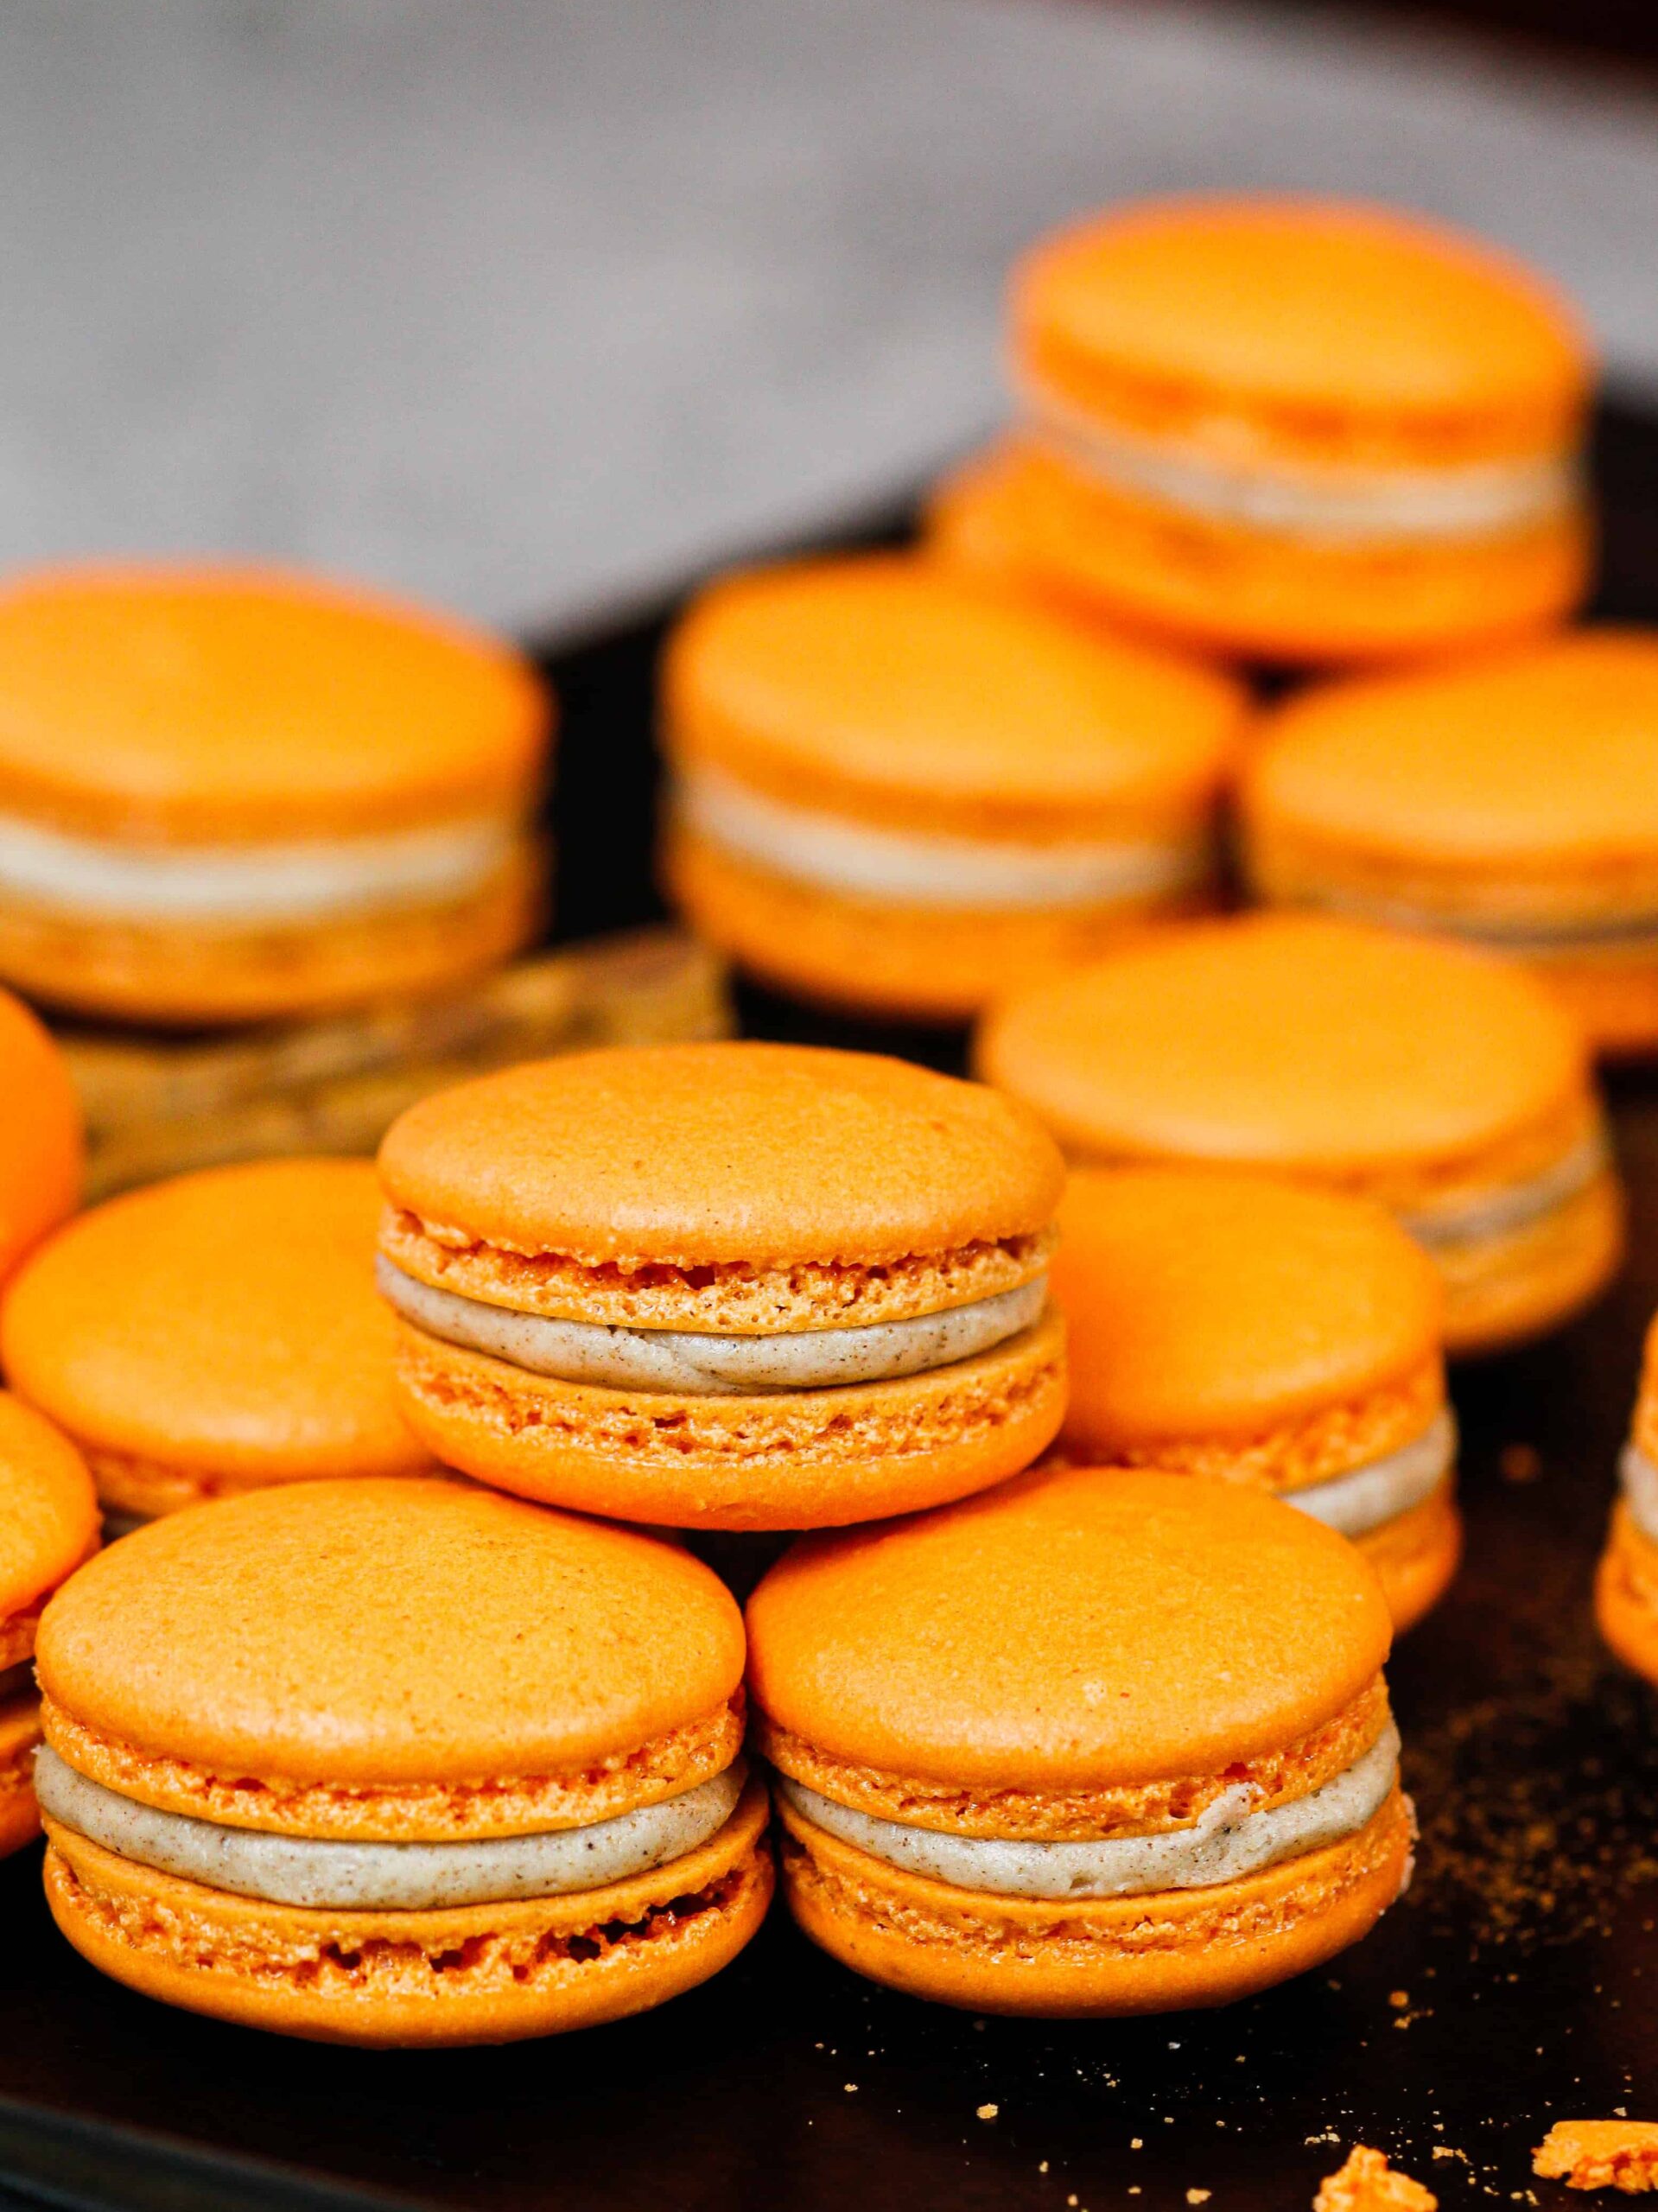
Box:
[3,406,1658,2212]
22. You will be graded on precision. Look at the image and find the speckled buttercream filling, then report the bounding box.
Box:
[378,1255,1047,1395]
[35,1748,746,1910]
[779,1724,1400,1899]
[675,766,1210,912]
[1400,1124,1610,1253]
[1283,1411,1456,1538]
[1619,1443,1658,1544]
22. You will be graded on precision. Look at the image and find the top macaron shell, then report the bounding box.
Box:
[746,1465,1391,1790]
[1247,632,1658,873]
[977,913,1587,1182]
[1051,1167,1443,1448]
[663,556,1244,840]
[0,1393,98,1627]
[0,986,81,1288]
[36,1478,743,1790]
[2,1158,435,1488]
[0,565,549,841]
[378,1041,1065,1273]
[1013,196,1591,455]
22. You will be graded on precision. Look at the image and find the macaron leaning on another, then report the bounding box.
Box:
[376,1041,1067,1529]
[1244,630,1658,1059]
[1009,195,1592,665]
[0,564,551,1024]
[1051,1166,1458,1630]
[978,912,1621,1357]
[0,983,81,1292]
[2,1158,435,1527]
[34,1478,770,2045]
[0,1394,98,1858]
[1597,1310,1658,1684]
[660,554,1246,1020]
[748,1465,1412,2016]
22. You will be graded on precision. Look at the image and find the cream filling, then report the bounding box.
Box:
[0,812,518,922]
[1274,881,1658,955]
[677,766,1210,912]
[1284,1409,1455,1537]
[33,1748,745,1910]
[1025,389,1580,543]
[378,1256,1047,1395]
[1399,1125,1609,1252]
[781,1722,1400,1899]
[1619,1442,1658,1543]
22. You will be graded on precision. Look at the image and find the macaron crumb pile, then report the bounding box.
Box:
[1315,2146,1438,2212]
[1534,2121,1658,2193]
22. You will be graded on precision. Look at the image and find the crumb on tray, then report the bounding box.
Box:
[1315,2146,1438,2212]
[1534,2122,1658,2192]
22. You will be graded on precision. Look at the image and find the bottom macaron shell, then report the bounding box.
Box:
[392,1309,1067,1530]
[41,1777,772,2048]
[79,1450,325,1524]
[1433,1168,1623,1357]
[1595,1505,1658,1685]
[0,843,541,1026]
[665,826,1204,1022]
[1355,1484,1462,1634]
[776,1786,1413,2017]
[1014,449,1589,666]
[0,1699,42,1859]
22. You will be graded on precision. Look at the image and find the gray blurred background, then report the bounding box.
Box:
[3,0,1655,636]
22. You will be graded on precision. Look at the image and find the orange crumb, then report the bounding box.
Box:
[1501,1444,1542,1484]
[1188,2195,1210,2206]
[1315,2146,1437,2212]
[1534,2122,1658,2192]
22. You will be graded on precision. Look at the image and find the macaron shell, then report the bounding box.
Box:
[0,837,543,1028]
[1596,1503,1658,1685]
[1014,198,1590,453]
[1248,633,1658,870]
[746,1465,1392,1790]
[392,1306,1067,1532]
[42,1777,772,2048]
[378,1042,1064,1269]
[1527,945,1658,1063]
[0,566,548,842]
[1357,1484,1463,1634]
[3,1159,438,1490]
[0,988,81,1288]
[0,1393,99,1626]
[665,825,1211,1023]
[777,1783,1411,2017]
[976,913,1588,1184]
[663,556,1244,840]
[1010,446,1589,666]
[1051,1167,1443,1446]
[1430,1164,1622,1357]
[36,1478,744,1787]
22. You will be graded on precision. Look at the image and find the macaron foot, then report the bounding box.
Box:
[0,1697,42,1859]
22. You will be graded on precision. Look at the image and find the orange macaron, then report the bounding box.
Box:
[2,1158,435,1524]
[1009,196,1592,666]
[0,1393,98,1858]
[377,1041,1067,1529]
[978,912,1621,1357]
[1051,1167,1458,1630]
[660,554,1246,1019]
[1245,631,1658,1058]
[0,984,81,1290]
[1597,1310,1658,1684]
[34,1478,769,2044]
[748,1465,1411,2016]
[0,564,551,1024]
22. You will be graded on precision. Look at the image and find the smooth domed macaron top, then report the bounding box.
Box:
[1,1158,435,1482]
[378,1041,1066,1268]
[977,913,1587,1178]
[1249,631,1658,867]
[0,986,81,1289]
[1053,1167,1443,1446]
[0,1393,98,1623]
[664,554,1244,833]
[747,1465,1391,1789]
[1014,195,1591,436]
[0,564,549,842]
[37,1477,745,1785]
